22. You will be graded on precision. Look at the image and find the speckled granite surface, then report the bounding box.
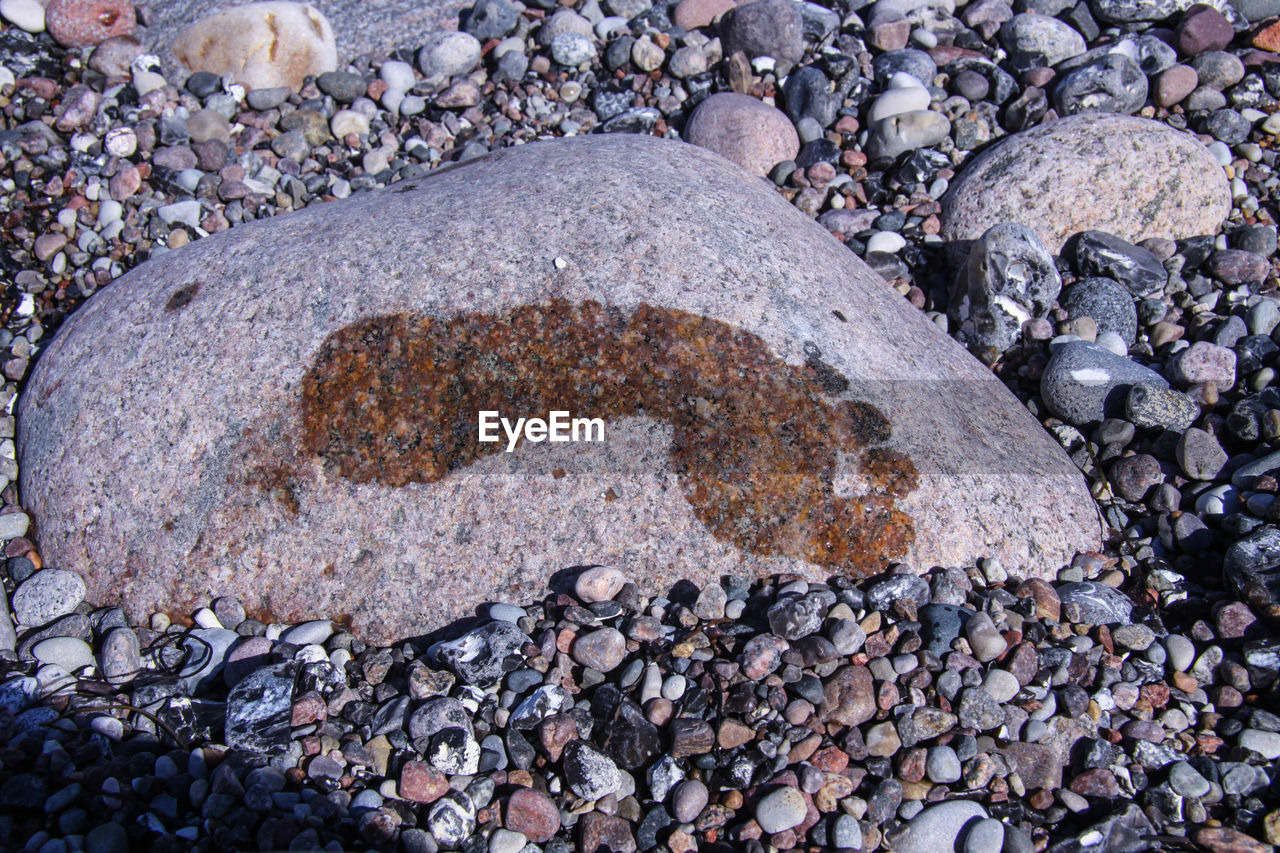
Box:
[18,135,1102,644]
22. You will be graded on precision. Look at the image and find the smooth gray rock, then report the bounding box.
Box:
[20,135,1099,646]
[892,800,988,853]
[1041,341,1168,426]
[1061,277,1138,345]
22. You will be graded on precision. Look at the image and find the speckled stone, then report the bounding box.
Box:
[682,93,799,177]
[170,2,338,91]
[941,114,1231,257]
[45,0,135,49]
[19,135,1099,645]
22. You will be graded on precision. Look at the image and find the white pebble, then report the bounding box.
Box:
[193,607,222,629]
[867,231,906,254]
[0,0,45,33]
[1094,331,1128,356]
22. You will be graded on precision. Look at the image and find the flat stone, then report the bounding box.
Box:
[941,114,1231,258]
[171,2,337,91]
[20,135,1099,645]
[1041,341,1168,426]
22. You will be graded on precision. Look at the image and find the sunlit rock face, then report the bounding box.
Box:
[19,134,1100,644]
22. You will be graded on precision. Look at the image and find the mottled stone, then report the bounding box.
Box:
[225,662,296,754]
[682,93,799,177]
[20,136,1098,645]
[719,0,803,63]
[819,665,875,727]
[505,788,560,842]
[171,2,337,91]
[45,0,134,49]
[941,114,1231,257]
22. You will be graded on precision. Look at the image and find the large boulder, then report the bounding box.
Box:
[19,135,1101,644]
[941,114,1230,259]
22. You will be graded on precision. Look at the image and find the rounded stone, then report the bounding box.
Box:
[896,800,989,853]
[756,786,807,833]
[32,636,94,671]
[674,0,734,29]
[12,569,87,627]
[417,30,481,78]
[941,114,1231,256]
[1061,277,1138,345]
[45,0,134,48]
[0,0,46,33]
[719,0,803,63]
[571,627,627,672]
[683,92,800,177]
[19,136,1099,645]
[671,779,708,823]
[171,2,337,91]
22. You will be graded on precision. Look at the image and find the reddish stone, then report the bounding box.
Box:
[579,813,637,853]
[896,747,927,782]
[1069,768,1119,798]
[539,713,579,762]
[505,788,560,843]
[46,0,135,49]
[1255,20,1280,52]
[399,760,447,804]
[1016,577,1061,623]
[1140,682,1171,708]
[683,92,799,177]
[1194,826,1272,853]
[719,719,755,749]
[1215,600,1259,639]
[290,691,326,726]
[810,746,849,773]
[1176,5,1234,55]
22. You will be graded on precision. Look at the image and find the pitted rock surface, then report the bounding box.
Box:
[941,113,1230,258]
[18,134,1099,644]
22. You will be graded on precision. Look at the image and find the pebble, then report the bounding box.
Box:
[572,627,627,672]
[755,785,807,833]
[417,31,482,78]
[575,566,627,602]
[11,569,86,626]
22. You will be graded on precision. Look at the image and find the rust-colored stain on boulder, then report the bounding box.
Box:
[298,299,917,576]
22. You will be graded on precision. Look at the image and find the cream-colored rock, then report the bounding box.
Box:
[171,1,337,91]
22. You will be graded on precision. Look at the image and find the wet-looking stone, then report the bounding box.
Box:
[298,299,918,577]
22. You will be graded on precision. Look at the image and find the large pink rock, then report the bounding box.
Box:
[941,113,1230,256]
[19,135,1100,644]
